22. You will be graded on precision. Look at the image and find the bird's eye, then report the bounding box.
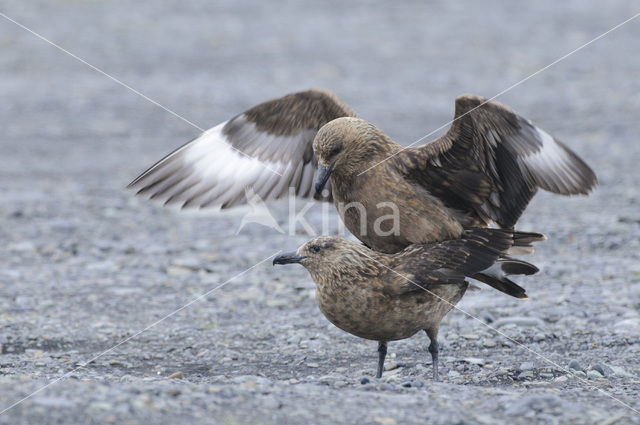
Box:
[329,146,341,157]
[309,245,321,253]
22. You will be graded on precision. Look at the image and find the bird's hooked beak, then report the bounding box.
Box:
[273,252,307,266]
[314,161,335,195]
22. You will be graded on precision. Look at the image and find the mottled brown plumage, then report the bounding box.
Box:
[273,228,540,379]
[127,90,596,231]
[314,110,596,252]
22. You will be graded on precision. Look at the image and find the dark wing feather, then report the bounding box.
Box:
[394,95,597,228]
[127,89,356,209]
[387,228,540,298]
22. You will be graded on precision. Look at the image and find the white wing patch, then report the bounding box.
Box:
[519,126,594,194]
[128,122,313,209]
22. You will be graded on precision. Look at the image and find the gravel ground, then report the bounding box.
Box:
[1,0,640,424]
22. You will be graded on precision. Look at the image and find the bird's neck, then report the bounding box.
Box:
[308,249,385,289]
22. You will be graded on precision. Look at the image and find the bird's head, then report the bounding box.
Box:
[273,236,380,283]
[312,117,396,194]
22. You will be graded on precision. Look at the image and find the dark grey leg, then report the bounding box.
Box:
[376,341,387,378]
[428,339,439,381]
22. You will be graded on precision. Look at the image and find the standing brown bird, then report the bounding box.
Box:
[127,89,596,251]
[273,228,541,379]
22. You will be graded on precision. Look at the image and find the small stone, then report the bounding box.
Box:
[493,316,544,328]
[592,363,614,378]
[462,357,485,366]
[494,368,510,377]
[554,376,568,383]
[447,370,462,378]
[265,298,288,308]
[533,332,546,342]
[517,370,534,380]
[120,374,134,382]
[446,332,459,341]
[306,362,319,368]
[608,365,634,378]
[483,340,497,348]
[169,371,184,379]
[568,359,583,372]
[166,266,191,276]
[88,401,113,411]
[461,333,480,340]
[360,377,370,385]
[587,370,603,379]
[384,361,399,371]
[479,311,495,323]
[539,372,553,379]
[318,375,335,385]
[519,362,535,371]
[373,417,397,425]
[401,381,412,388]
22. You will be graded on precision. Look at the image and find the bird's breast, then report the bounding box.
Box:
[314,280,465,342]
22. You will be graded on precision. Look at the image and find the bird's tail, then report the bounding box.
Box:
[505,230,547,255]
[462,227,543,299]
[471,258,538,299]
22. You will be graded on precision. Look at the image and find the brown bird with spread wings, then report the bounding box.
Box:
[128,89,596,251]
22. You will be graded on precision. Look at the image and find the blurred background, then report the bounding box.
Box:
[1,1,639,424]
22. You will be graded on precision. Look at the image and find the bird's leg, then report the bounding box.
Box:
[428,339,439,381]
[425,328,440,381]
[376,341,387,378]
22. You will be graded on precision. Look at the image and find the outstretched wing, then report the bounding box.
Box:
[394,95,597,228]
[127,89,356,209]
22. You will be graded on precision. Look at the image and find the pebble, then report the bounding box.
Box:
[608,365,634,378]
[461,333,480,340]
[592,363,614,377]
[447,370,462,378]
[479,311,496,323]
[492,317,544,328]
[533,332,546,342]
[360,377,370,385]
[461,357,485,366]
[318,375,332,385]
[384,362,400,372]
[169,371,184,379]
[494,368,510,377]
[572,371,587,379]
[568,359,583,372]
[586,370,603,379]
[519,362,535,371]
[517,371,534,380]
[482,340,497,348]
